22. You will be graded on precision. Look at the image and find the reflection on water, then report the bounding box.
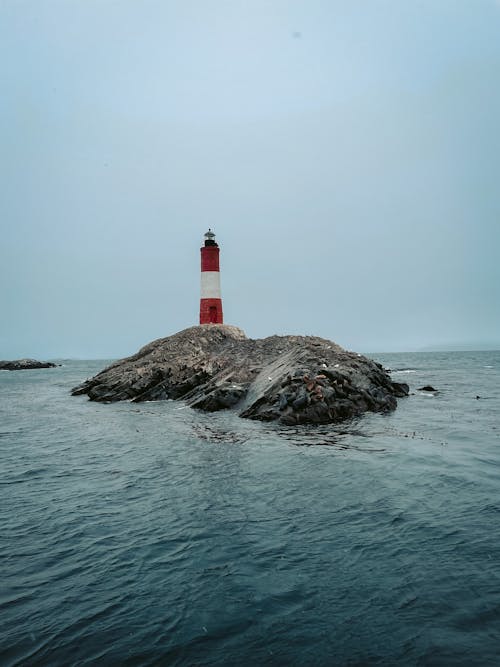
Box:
[271,422,387,451]
[192,423,249,445]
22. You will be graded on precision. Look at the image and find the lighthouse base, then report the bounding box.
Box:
[199,298,223,325]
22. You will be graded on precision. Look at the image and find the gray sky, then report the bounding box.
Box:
[1,0,499,358]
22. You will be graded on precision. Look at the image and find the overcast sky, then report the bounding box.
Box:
[1,0,499,358]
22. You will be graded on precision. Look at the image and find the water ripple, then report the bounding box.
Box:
[1,353,500,665]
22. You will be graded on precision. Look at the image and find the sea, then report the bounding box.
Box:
[1,351,499,666]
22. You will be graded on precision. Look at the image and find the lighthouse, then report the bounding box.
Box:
[199,229,223,325]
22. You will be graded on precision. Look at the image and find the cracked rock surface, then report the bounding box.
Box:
[71,325,408,425]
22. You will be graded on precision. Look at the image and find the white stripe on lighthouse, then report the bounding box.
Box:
[200,271,222,299]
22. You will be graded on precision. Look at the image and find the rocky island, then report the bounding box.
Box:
[0,359,56,371]
[72,325,408,425]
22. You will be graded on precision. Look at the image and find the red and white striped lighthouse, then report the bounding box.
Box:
[199,229,223,325]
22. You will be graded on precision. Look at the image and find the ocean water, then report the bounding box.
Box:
[1,351,499,666]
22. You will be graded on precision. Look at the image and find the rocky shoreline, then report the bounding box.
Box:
[0,359,56,371]
[72,325,408,425]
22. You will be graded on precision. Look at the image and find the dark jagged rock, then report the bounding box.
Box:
[71,325,409,425]
[0,359,56,371]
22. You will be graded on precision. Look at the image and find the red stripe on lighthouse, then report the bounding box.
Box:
[201,246,220,272]
[200,298,223,324]
[200,230,223,325]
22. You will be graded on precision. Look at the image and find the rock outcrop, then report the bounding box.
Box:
[71,325,409,425]
[0,359,56,370]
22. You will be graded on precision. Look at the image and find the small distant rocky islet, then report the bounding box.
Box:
[0,359,56,371]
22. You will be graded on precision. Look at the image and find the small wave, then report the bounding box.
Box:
[0,591,36,610]
[192,424,247,444]
[399,595,418,609]
[481,504,500,514]
[391,369,417,374]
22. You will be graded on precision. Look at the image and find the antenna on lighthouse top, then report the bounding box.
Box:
[204,229,217,247]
